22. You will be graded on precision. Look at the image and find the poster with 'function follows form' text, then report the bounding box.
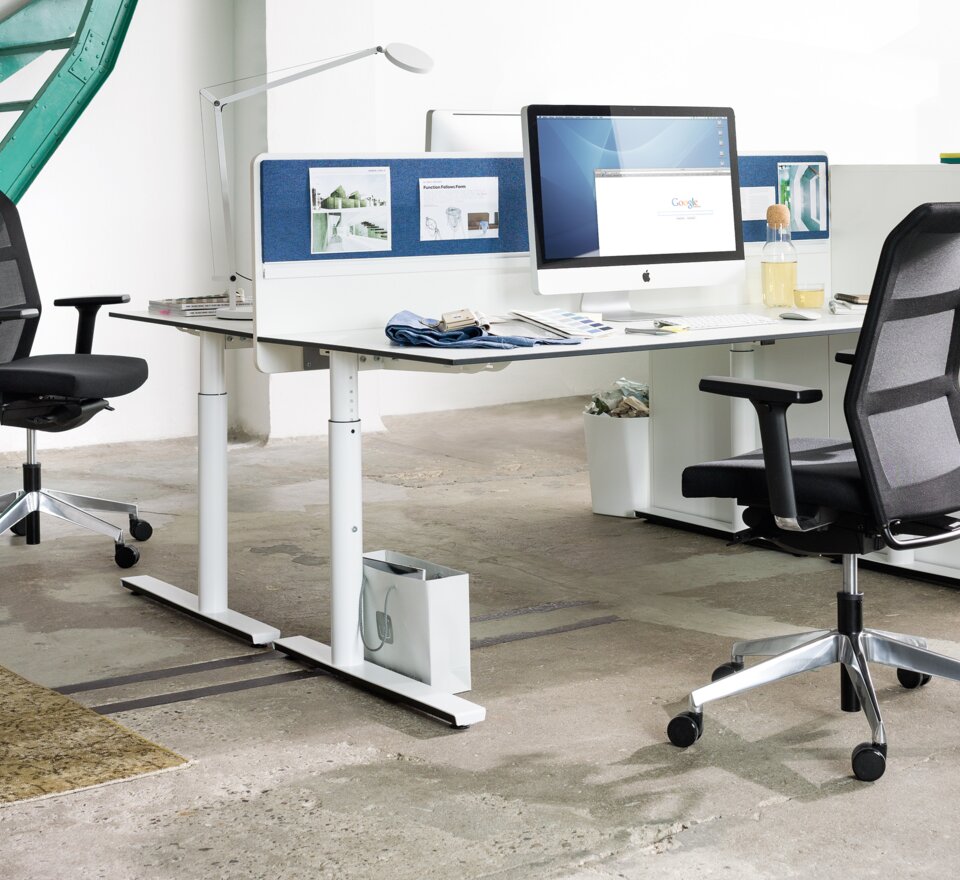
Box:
[419,177,499,242]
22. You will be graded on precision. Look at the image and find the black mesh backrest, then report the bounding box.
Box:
[0,190,41,364]
[845,203,960,525]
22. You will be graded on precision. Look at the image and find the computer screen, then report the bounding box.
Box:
[522,105,744,318]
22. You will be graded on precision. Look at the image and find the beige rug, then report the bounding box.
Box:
[0,665,185,804]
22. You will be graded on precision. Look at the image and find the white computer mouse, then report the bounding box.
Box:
[779,310,821,321]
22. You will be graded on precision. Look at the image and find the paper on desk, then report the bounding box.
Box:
[488,317,564,340]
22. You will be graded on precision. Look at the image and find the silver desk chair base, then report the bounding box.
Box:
[0,487,151,568]
[0,429,152,568]
[667,554,960,781]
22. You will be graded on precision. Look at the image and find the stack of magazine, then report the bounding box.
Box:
[148,292,247,318]
[830,292,869,313]
[509,308,616,339]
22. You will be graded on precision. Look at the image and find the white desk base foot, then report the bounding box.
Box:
[274,635,486,728]
[121,575,281,645]
[640,506,736,536]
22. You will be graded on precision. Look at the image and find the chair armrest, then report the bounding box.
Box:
[53,295,130,308]
[699,376,823,405]
[835,349,856,365]
[699,375,828,531]
[53,295,130,354]
[0,306,40,322]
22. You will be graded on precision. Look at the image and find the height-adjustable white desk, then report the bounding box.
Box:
[108,159,960,725]
[111,308,862,726]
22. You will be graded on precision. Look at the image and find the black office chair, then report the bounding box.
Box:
[666,203,960,781]
[0,190,150,568]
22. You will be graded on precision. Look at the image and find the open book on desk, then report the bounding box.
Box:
[508,309,617,339]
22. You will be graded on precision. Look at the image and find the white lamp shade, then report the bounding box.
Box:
[383,42,433,74]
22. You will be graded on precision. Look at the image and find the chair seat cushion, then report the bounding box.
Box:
[682,438,871,515]
[0,354,148,399]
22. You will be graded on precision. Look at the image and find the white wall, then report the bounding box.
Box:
[254,0,960,440]
[259,0,960,163]
[3,2,959,450]
[363,0,957,164]
[0,0,236,452]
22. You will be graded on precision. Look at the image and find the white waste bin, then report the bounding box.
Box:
[582,412,650,517]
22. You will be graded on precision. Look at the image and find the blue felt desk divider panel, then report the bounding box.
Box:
[739,153,830,244]
[259,156,529,264]
[258,152,828,265]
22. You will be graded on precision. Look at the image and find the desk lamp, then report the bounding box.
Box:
[199,43,433,319]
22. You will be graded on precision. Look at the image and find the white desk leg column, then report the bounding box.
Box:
[275,352,485,727]
[121,330,281,645]
[198,330,229,614]
[328,351,364,667]
[729,343,757,530]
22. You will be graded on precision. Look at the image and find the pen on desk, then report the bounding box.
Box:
[653,320,689,332]
[829,298,858,314]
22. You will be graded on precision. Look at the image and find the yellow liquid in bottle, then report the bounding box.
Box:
[761,261,797,308]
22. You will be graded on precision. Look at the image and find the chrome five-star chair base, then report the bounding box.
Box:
[0,430,151,568]
[668,555,960,781]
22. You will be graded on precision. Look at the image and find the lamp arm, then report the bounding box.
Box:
[200,46,382,109]
[212,98,235,297]
[198,44,386,308]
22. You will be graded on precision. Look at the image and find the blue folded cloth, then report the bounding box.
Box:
[385,310,581,349]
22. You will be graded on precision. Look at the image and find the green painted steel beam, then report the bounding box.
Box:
[0,37,75,59]
[0,0,138,202]
[0,0,85,80]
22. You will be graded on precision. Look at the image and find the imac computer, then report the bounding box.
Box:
[521,105,744,320]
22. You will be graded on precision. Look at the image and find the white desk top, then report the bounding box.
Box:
[258,311,863,366]
[110,311,256,337]
[113,308,863,366]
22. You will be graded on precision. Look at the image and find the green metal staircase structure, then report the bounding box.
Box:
[0,0,137,203]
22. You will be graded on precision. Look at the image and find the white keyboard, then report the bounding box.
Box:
[662,313,779,331]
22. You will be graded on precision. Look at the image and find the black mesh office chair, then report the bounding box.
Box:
[0,190,150,568]
[666,203,960,781]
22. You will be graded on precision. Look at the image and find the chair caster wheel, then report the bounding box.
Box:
[115,544,140,569]
[711,661,743,682]
[10,519,26,536]
[896,668,932,689]
[851,742,887,782]
[129,517,153,542]
[667,712,703,748]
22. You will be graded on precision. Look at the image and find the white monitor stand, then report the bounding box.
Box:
[579,291,672,322]
[575,258,746,322]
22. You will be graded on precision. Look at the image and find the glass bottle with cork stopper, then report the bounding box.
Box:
[761,204,797,308]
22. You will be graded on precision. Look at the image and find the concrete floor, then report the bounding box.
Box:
[2,397,960,877]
